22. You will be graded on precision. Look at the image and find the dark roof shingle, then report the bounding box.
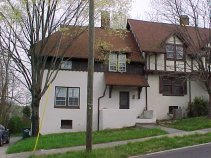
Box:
[127,19,209,54]
[104,72,149,87]
[39,26,143,63]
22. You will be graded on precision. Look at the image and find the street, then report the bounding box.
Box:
[133,143,211,158]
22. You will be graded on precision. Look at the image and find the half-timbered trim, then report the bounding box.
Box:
[155,53,157,71]
[164,54,167,71]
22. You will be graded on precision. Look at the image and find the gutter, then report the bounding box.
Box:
[97,85,107,131]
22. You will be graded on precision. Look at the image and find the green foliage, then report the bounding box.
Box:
[8,116,31,134]
[165,116,211,131]
[30,133,211,158]
[7,128,166,154]
[188,97,208,117]
[22,106,31,118]
[8,116,24,134]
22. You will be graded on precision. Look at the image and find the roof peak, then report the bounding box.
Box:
[127,19,208,30]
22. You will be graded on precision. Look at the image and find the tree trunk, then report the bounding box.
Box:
[31,98,40,136]
[208,93,211,119]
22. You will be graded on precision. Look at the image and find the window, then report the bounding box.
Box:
[109,53,126,72]
[61,120,72,129]
[109,53,117,71]
[176,46,184,59]
[60,61,72,70]
[166,45,174,59]
[55,87,80,108]
[160,76,187,96]
[55,87,67,106]
[118,54,127,72]
[169,106,178,114]
[166,44,184,60]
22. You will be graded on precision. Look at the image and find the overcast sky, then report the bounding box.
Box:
[130,0,151,20]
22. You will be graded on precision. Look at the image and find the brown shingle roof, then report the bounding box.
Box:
[40,26,143,63]
[127,19,209,54]
[104,72,149,87]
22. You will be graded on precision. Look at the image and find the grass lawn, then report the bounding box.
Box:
[7,127,167,154]
[163,116,211,131]
[29,132,211,158]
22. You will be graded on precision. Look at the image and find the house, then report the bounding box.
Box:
[39,15,209,134]
[39,15,151,135]
[127,17,209,120]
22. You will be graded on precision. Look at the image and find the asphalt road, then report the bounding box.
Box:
[134,143,211,158]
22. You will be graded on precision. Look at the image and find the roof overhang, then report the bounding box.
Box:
[104,72,149,87]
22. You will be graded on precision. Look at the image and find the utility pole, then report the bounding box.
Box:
[86,0,94,152]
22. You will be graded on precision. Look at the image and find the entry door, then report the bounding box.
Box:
[119,92,129,109]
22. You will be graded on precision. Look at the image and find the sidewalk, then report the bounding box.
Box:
[5,127,211,158]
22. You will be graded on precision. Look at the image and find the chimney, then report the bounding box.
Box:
[101,11,110,29]
[180,15,189,26]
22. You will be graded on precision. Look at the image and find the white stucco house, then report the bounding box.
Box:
[39,15,209,134]
[127,17,209,120]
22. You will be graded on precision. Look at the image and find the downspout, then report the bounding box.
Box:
[97,85,107,131]
[145,87,148,111]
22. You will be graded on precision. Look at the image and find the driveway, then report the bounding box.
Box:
[0,137,21,158]
[132,142,211,158]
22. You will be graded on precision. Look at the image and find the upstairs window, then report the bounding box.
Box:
[55,87,80,108]
[166,36,184,60]
[159,76,187,96]
[109,53,117,72]
[60,61,72,70]
[109,53,126,72]
[118,54,127,72]
[166,44,184,60]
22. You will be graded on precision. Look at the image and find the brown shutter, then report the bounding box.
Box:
[159,76,163,93]
[183,79,187,95]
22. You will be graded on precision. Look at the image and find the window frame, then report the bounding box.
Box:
[109,53,118,72]
[61,120,72,129]
[109,53,127,72]
[60,61,72,70]
[160,76,186,96]
[54,86,80,109]
[166,36,184,61]
[118,54,127,72]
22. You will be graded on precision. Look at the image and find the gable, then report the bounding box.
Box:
[166,36,183,45]
[127,19,210,54]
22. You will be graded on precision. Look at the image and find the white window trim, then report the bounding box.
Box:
[109,53,117,72]
[118,54,126,72]
[109,53,126,72]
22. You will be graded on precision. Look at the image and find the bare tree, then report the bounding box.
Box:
[150,0,211,118]
[0,0,132,136]
[0,44,24,126]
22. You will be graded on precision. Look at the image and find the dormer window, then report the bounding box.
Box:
[166,36,184,60]
[109,53,126,72]
[166,44,184,60]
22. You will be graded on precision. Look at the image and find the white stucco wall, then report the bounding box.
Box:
[39,71,146,134]
[147,75,208,120]
[99,109,137,130]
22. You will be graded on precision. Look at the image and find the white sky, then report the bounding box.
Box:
[130,0,151,20]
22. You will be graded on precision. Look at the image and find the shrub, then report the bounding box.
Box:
[8,116,23,134]
[188,97,208,117]
[8,116,31,134]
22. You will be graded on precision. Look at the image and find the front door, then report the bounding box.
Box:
[119,92,129,109]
